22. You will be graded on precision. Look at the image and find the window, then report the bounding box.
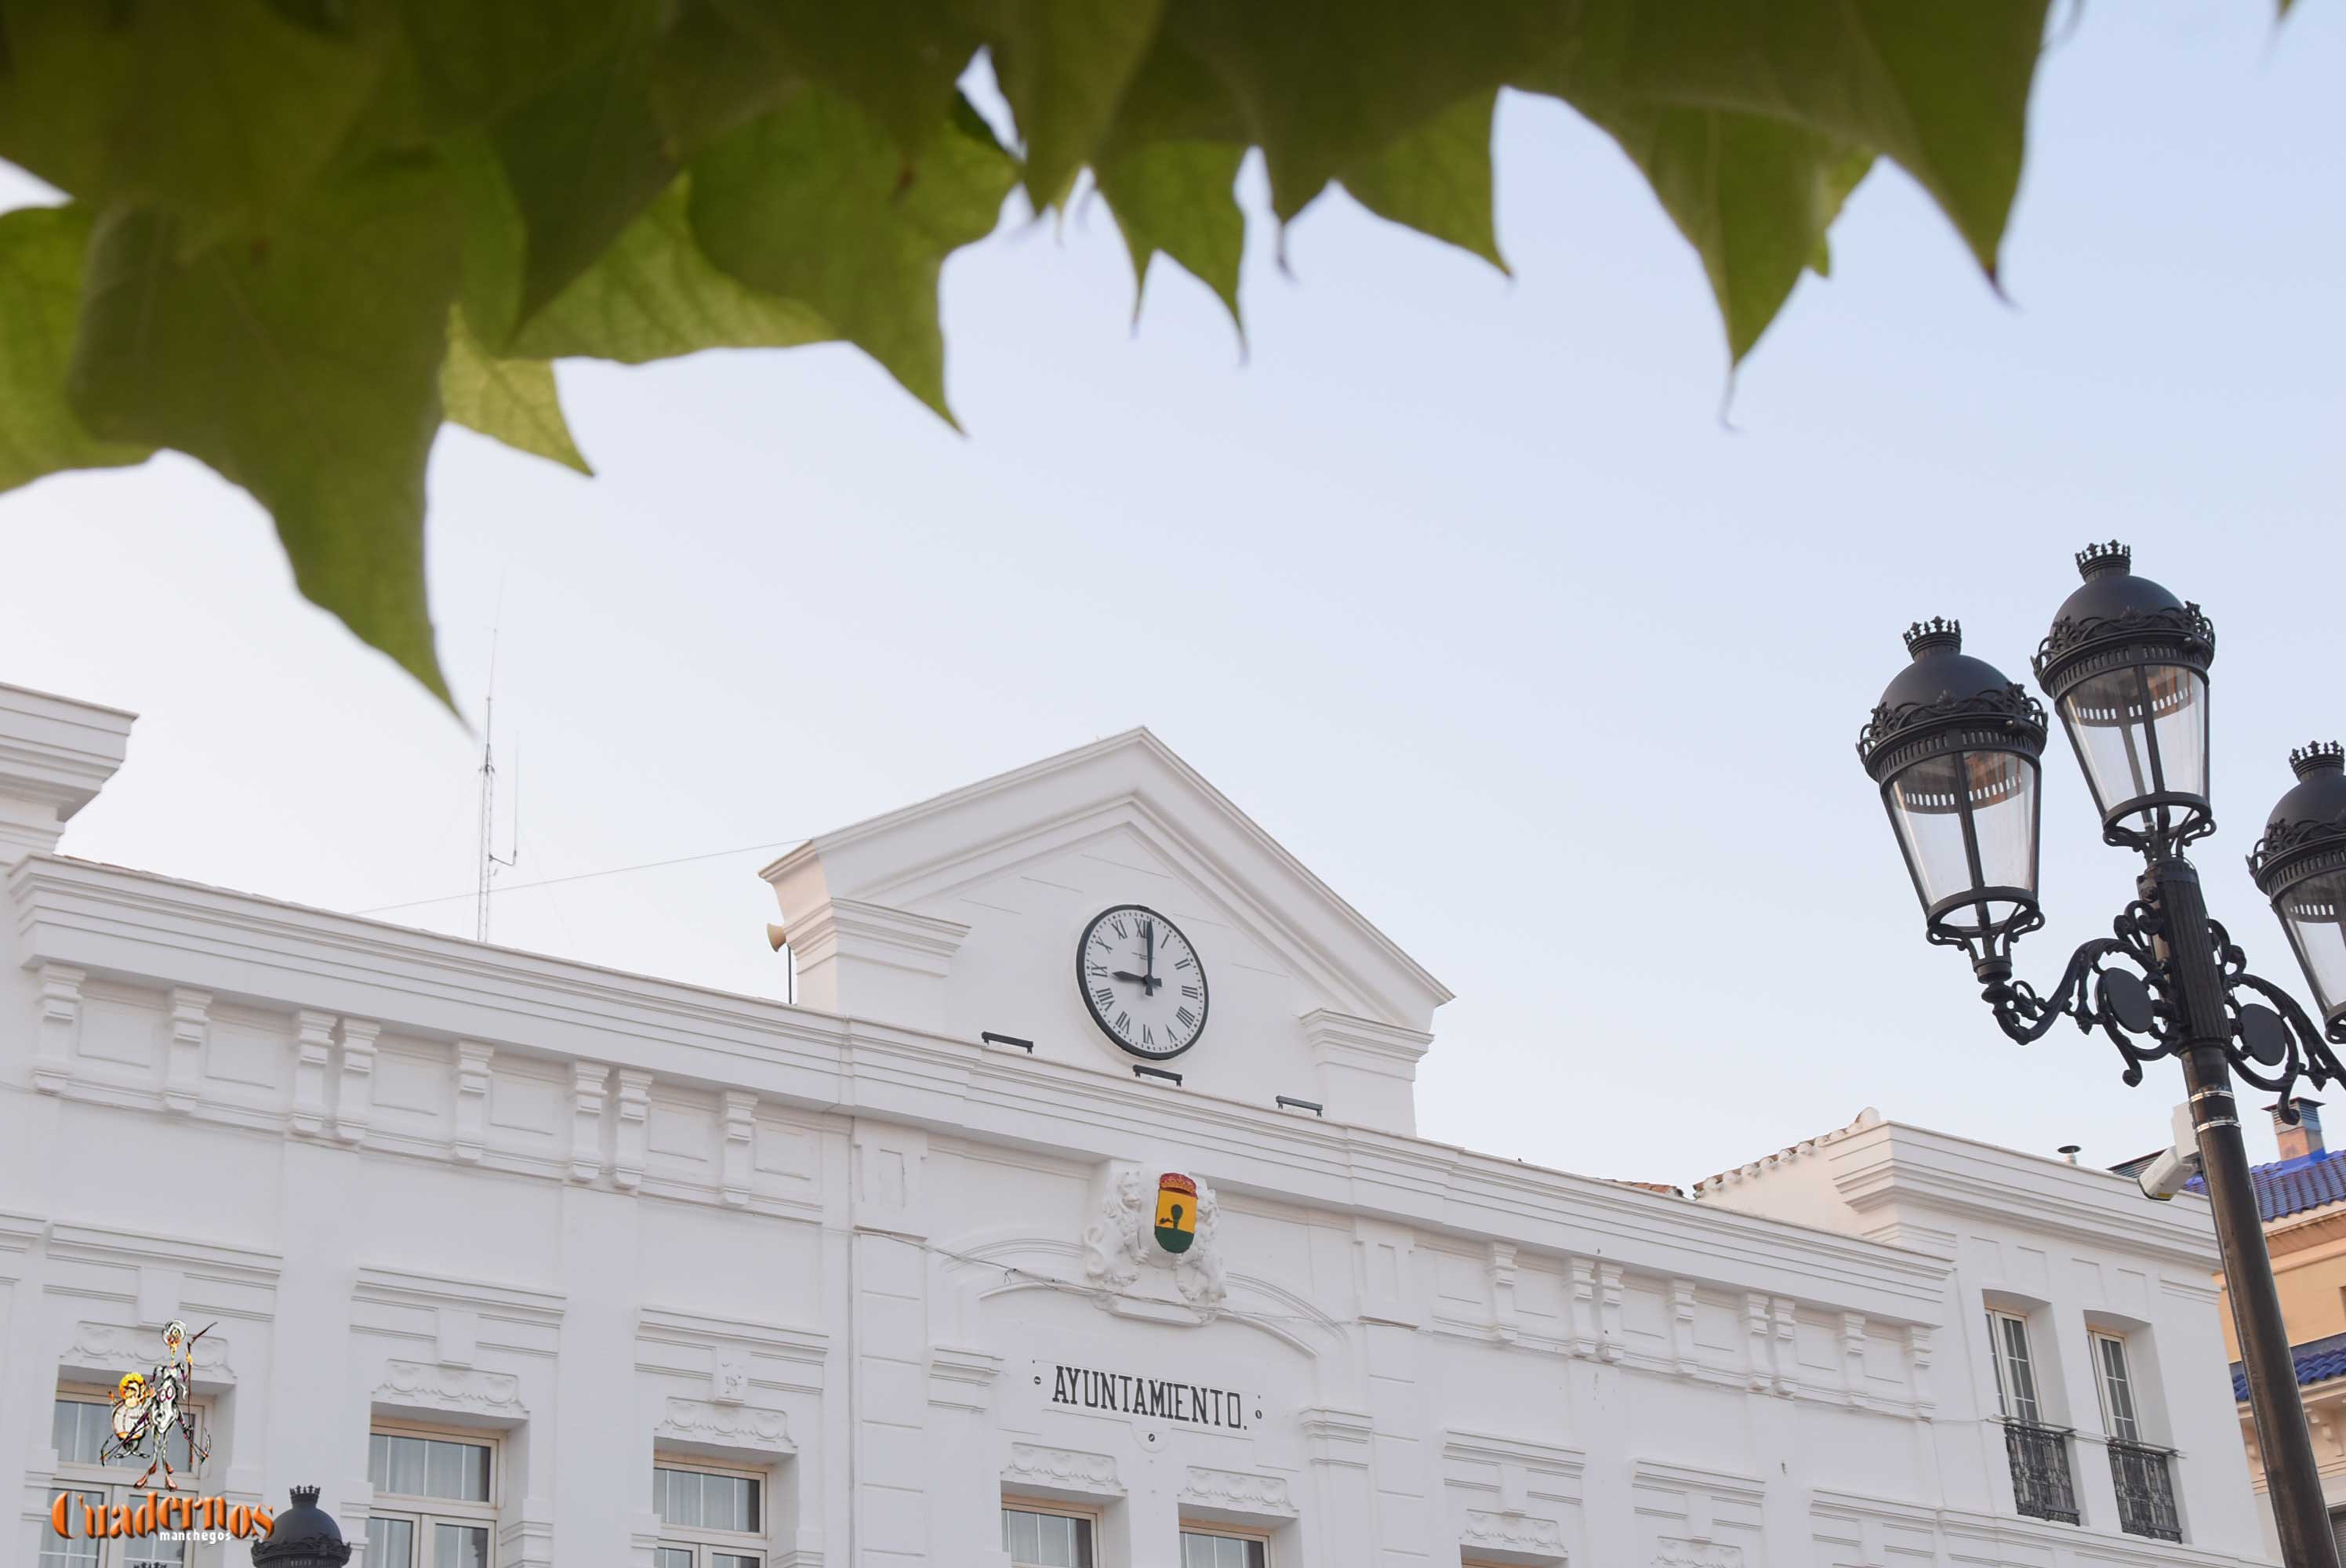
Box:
[367,1426,498,1568]
[653,1457,764,1567]
[2091,1331,2142,1441]
[1002,1504,1094,1568]
[45,1389,208,1568]
[1985,1310,2043,1423]
[1180,1528,1269,1568]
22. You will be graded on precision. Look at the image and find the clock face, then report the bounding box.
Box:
[1075,904,1208,1058]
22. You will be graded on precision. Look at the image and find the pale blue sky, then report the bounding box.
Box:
[4,5,2340,1185]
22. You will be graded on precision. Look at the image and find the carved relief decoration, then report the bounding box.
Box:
[657,1396,790,1452]
[1004,1443,1121,1495]
[1655,1541,1741,1568]
[1463,1508,1564,1552]
[1081,1167,1227,1319]
[1179,1466,1295,1515]
[72,1321,231,1378]
[374,1359,525,1417]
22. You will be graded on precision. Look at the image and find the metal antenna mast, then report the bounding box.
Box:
[475,621,519,943]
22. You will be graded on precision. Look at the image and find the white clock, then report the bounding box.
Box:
[1075,904,1208,1058]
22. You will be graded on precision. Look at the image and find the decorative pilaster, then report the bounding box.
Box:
[1770,1298,1798,1397]
[289,1011,334,1136]
[613,1069,651,1190]
[1596,1262,1625,1363]
[32,961,83,1094]
[569,1064,608,1184]
[1669,1279,1698,1377]
[1744,1294,1772,1392]
[721,1091,756,1207]
[1907,1325,1936,1417]
[452,1041,493,1162]
[1488,1242,1519,1344]
[163,987,209,1114]
[1568,1259,1600,1359]
[1840,1313,1868,1407]
[335,1018,378,1142]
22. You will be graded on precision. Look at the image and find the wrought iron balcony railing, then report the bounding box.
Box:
[2003,1420,2081,1526]
[2108,1437,2184,1542]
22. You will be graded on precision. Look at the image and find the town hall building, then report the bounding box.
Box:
[0,679,2279,1566]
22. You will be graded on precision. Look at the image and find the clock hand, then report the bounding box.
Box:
[1110,970,1150,984]
[1143,921,1160,994]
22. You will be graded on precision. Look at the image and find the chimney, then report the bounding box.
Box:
[2274,1098,2326,1163]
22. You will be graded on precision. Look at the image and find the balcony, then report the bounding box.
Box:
[2003,1420,2081,1525]
[2108,1437,2184,1541]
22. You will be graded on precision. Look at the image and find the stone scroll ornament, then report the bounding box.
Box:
[1155,1173,1199,1254]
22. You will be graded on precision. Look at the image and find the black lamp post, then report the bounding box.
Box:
[1859,543,2346,1568]
[251,1486,352,1567]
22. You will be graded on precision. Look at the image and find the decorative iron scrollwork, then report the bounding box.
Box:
[1979,904,2346,1100]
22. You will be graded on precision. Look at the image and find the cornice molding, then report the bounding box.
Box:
[783,896,971,976]
[13,858,1960,1323]
[1300,1008,1433,1070]
[354,1265,565,1326]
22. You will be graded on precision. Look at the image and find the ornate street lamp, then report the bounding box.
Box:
[251,1486,351,1567]
[1859,544,2346,1568]
[2252,744,2346,1042]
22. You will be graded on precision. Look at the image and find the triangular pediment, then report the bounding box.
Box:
[761,730,1447,1131]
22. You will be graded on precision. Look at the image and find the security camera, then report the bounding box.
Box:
[2137,1102,2203,1202]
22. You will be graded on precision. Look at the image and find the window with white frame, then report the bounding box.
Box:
[366,1425,498,1568]
[1985,1309,2044,1424]
[652,1457,764,1568]
[44,1386,205,1568]
[2091,1331,2144,1442]
[1180,1526,1269,1568]
[1001,1501,1095,1568]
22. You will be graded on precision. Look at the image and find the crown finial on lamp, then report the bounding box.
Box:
[1902,617,1961,659]
[2075,539,2132,579]
[2291,742,2345,781]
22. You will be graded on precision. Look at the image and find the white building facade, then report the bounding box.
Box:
[0,681,2276,1568]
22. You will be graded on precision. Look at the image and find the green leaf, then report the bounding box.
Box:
[0,206,153,495]
[512,181,834,365]
[1525,2,2050,281]
[692,0,976,159]
[67,155,463,704]
[0,0,389,222]
[390,0,641,132]
[1808,148,1876,278]
[689,91,1017,423]
[1092,27,1249,328]
[1339,90,1507,273]
[963,0,1171,209]
[1097,142,1246,331]
[1167,1,1534,223]
[1580,100,1872,363]
[491,6,681,326]
[440,307,590,474]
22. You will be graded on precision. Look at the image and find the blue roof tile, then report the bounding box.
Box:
[2232,1329,2346,1400]
[2184,1145,2346,1222]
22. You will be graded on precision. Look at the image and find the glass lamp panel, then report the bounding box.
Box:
[1887,753,1977,917]
[1965,749,2038,913]
[2281,866,2346,1024]
[2060,666,2152,820]
[2144,666,2210,811]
